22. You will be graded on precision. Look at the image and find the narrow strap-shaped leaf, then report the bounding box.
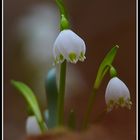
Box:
[45,68,58,128]
[11,80,42,121]
[11,80,47,132]
[94,45,119,89]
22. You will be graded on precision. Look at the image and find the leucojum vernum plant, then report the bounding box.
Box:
[11,0,132,135]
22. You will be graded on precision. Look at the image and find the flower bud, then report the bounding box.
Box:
[105,77,132,112]
[26,116,41,135]
[53,29,86,64]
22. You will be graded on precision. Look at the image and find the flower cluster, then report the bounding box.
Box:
[12,0,133,135]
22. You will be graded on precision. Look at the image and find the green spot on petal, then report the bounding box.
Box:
[126,99,132,109]
[54,54,64,64]
[118,97,125,107]
[81,52,84,57]
[69,53,77,63]
[107,100,115,112]
[107,98,132,112]
[59,54,64,61]
[79,52,86,61]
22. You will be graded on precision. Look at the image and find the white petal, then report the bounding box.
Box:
[26,116,41,135]
[53,43,64,64]
[105,77,130,104]
[79,40,86,54]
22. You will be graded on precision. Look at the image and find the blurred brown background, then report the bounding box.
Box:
[4,0,136,140]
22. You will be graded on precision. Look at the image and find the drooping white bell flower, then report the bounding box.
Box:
[53,29,86,64]
[105,77,132,112]
[26,116,41,135]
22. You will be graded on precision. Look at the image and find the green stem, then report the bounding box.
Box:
[55,0,68,18]
[82,88,97,129]
[55,0,69,127]
[38,120,48,133]
[57,60,67,126]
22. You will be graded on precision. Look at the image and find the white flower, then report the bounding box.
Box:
[53,29,86,64]
[26,116,41,135]
[105,77,132,112]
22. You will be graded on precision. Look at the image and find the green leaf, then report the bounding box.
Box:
[94,45,119,89]
[11,80,43,122]
[45,68,58,128]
